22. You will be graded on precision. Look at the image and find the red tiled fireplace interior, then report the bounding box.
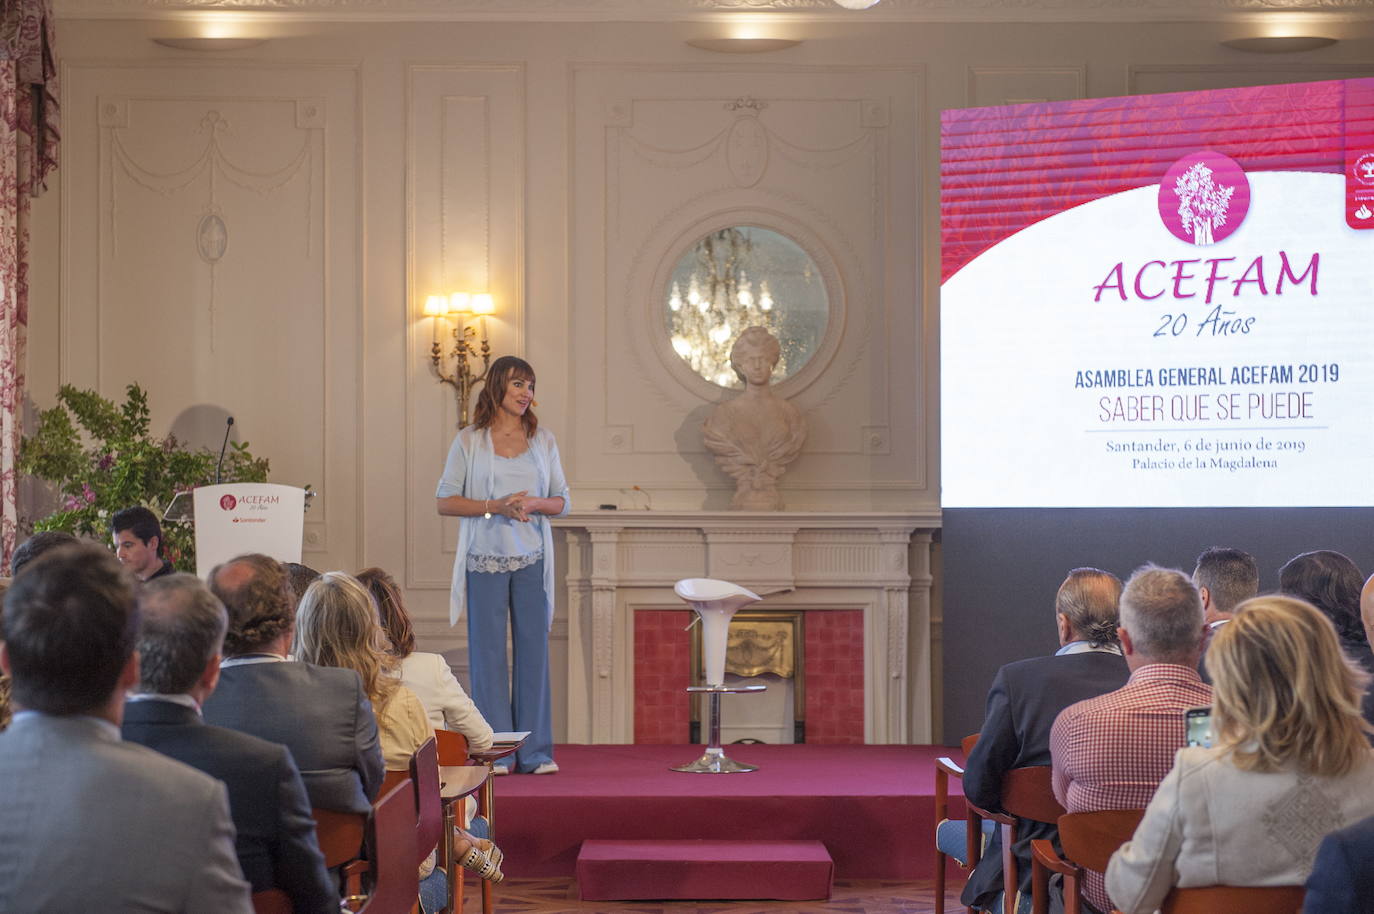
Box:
[633,609,865,745]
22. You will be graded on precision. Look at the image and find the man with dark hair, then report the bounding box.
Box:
[202,553,383,814]
[0,545,250,912]
[123,574,337,913]
[959,568,1130,913]
[111,505,175,581]
[1051,565,1211,914]
[10,529,78,576]
[1193,546,1259,629]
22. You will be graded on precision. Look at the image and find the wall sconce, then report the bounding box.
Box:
[426,292,494,427]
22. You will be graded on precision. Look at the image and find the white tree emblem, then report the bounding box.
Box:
[1174,161,1235,245]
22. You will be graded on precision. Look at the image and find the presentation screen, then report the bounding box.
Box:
[942,79,1374,509]
[939,80,1374,741]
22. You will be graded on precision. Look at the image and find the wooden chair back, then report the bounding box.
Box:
[1030,809,1145,914]
[933,733,980,914]
[1000,767,1065,825]
[1162,885,1305,914]
[311,807,367,870]
[1058,808,1144,872]
[251,889,293,914]
[409,737,445,866]
[380,769,410,795]
[358,780,420,914]
[433,729,470,766]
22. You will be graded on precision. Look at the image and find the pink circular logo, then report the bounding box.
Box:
[219,494,237,511]
[1158,151,1250,246]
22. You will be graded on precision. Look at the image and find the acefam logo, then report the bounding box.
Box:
[1158,151,1250,246]
[219,494,237,511]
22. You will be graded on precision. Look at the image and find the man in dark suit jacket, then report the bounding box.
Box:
[123,573,337,914]
[1303,813,1374,913]
[0,546,251,913]
[201,553,384,815]
[960,568,1131,913]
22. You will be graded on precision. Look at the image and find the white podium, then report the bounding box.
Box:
[188,483,308,578]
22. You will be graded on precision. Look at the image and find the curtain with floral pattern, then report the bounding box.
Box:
[0,0,58,566]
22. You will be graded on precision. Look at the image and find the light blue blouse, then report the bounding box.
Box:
[466,450,542,569]
[435,425,570,627]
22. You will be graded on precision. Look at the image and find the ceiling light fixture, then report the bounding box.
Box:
[1221,35,1337,53]
[152,37,268,51]
[832,0,882,9]
[686,37,802,53]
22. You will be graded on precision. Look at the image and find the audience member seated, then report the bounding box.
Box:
[1193,546,1258,683]
[961,567,1130,913]
[294,571,504,885]
[357,565,495,752]
[111,505,175,582]
[1302,812,1374,913]
[10,529,77,576]
[1051,565,1211,913]
[1106,595,1374,913]
[122,573,337,914]
[0,577,10,732]
[202,552,384,815]
[285,561,322,601]
[1280,549,1374,727]
[0,545,251,912]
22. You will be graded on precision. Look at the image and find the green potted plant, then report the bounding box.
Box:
[18,383,270,570]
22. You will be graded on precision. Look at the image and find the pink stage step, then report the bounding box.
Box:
[576,838,834,901]
[497,744,962,881]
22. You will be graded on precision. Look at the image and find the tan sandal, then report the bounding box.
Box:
[456,846,502,883]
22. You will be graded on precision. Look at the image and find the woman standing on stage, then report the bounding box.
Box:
[436,356,568,774]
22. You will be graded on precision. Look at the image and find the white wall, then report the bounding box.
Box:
[31,6,1374,741]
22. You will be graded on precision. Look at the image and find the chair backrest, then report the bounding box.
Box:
[1161,885,1305,914]
[961,733,979,756]
[1000,766,1065,825]
[251,889,293,914]
[311,807,367,870]
[433,728,470,766]
[1058,809,1145,873]
[359,779,421,914]
[409,737,444,866]
[379,769,410,795]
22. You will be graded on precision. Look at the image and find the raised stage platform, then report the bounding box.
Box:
[493,744,962,882]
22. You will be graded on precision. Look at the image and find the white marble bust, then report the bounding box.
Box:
[702,326,807,510]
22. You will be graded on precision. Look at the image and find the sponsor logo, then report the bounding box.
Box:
[219,494,237,511]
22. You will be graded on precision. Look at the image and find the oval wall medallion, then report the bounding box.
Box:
[726,116,768,188]
[197,213,228,264]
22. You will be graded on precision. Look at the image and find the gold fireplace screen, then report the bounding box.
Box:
[689,610,806,743]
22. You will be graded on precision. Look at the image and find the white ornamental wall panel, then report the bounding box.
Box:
[405,64,525,598]
[570,65,924,512]
[63,62,361,566]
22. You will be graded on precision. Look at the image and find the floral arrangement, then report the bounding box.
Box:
[18,383,270,570]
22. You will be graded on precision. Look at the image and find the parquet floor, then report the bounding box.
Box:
[484,878,965,914]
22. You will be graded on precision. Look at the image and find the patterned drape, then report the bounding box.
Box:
[0,0,58,566]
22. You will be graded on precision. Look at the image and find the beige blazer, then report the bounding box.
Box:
[399,651,494,752]
[1106,745,1374,914]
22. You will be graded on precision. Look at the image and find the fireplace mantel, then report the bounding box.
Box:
[554,510,941,744]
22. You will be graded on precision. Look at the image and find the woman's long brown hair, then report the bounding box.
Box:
[471,355,538,438]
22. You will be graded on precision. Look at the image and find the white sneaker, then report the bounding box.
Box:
[491,764,511,776]
[532,761,560,775]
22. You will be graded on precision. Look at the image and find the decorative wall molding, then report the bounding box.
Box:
[556,509,939,743]
[56,0,1374,23]
[967,65,1086,108]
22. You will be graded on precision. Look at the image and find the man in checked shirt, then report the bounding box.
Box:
[1050,565,1211,914]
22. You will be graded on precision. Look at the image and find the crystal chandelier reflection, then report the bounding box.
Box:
[667,227,787,388]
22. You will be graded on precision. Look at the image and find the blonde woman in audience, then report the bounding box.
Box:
[356,567,494,753]
[1106,595,1374,913]
[294,572,504,883]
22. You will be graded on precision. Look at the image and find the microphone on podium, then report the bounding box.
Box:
[215,417,235,485]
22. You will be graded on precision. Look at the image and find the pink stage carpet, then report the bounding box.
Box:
[493,744,962,881]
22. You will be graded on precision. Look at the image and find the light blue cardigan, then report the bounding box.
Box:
[436,425,570,628]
